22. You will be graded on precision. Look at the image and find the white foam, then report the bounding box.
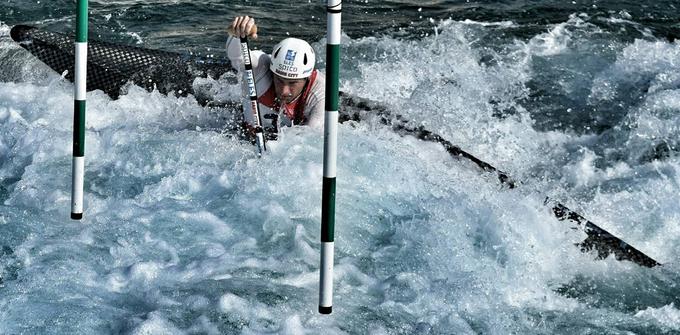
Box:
[130,311,184,335]
[635,303,680,330]
[218,293,249,314]
[1,12,678,335]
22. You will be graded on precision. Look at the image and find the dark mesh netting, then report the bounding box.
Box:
[10,25,235,101]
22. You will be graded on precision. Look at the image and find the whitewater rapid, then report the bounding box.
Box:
[1,14,680,334]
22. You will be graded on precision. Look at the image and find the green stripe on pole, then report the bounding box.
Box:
[321,177,336,242]
[325,44,340,110]
[73,100,86,156]
[76,0,88,42]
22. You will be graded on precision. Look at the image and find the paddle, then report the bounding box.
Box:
[238,36,266,154]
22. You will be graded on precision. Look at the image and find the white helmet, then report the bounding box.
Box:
[270,38,315,79]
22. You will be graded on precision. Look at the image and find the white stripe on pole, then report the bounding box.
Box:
[323,111,338,177]
[74,42,87,100]
[319,241,335,308]
[328,5,342,43]
[71,156,84,214]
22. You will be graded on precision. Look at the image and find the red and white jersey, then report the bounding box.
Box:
[226,37,325,135]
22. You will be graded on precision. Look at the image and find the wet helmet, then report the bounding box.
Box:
[269,38,315,79]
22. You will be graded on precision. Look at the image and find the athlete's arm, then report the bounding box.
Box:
[226,16,260,68]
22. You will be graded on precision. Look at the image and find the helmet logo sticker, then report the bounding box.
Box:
[285,50,297,62]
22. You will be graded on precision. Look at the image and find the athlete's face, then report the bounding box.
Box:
[273,75,307,104]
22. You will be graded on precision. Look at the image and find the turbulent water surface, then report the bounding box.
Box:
[1,1,680,334]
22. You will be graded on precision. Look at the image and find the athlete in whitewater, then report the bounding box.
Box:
[226,16,325,139]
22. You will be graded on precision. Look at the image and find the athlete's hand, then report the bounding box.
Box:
[228,16,258,39]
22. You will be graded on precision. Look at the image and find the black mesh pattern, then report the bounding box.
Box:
[10,25,234,100]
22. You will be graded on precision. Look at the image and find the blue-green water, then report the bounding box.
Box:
[1,1,680,334]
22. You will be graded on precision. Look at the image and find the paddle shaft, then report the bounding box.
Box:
[239,37,266,154]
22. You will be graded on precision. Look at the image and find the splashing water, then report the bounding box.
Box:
[1,1,680,333]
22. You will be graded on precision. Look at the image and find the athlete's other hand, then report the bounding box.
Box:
[228,16,258,39]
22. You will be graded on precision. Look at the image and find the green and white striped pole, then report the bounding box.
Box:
[319,0,341,315]
[71,0,87,220]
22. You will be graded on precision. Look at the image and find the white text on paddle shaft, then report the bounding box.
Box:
[240,43,251,66]
[247,75,256,97]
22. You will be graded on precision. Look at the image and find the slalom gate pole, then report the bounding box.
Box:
[71,0,88,220]
[239,37,266,154]
[319,0,341,315]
